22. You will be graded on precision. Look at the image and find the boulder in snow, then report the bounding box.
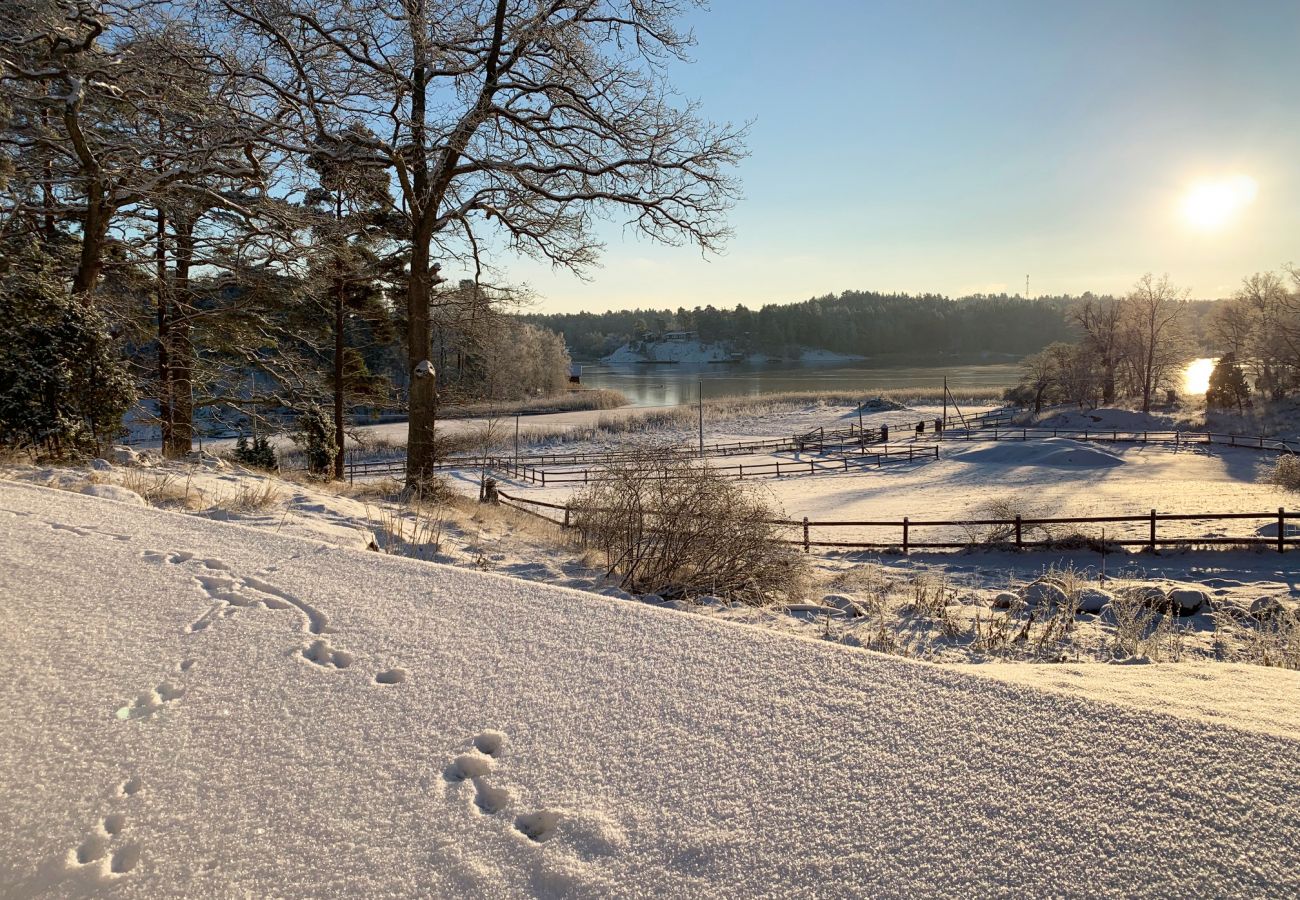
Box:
[1075,587,1115,614]
[823,594,866,617]
[109,445,140,466]
[89,458,113,472]
[81,484,146,506]
[782,603,842,619]
[1250,596,1296,624]
[991,591,1019,610]
[186,450,230,471]
[1126,585,1168,608]
[1020,580,1071,610]
[1165,588,1209,616]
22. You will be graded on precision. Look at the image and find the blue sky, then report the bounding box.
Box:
[501,0,1300,312]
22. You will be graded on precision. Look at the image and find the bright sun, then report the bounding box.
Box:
[1180,175,1257,231]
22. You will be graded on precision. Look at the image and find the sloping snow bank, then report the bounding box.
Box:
[2,481,1299,898]
[947,437,1126,469]
[966,661,1300,741]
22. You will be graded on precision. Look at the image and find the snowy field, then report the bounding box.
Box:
[3,480,1300,897]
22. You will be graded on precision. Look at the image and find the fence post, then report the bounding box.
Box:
[1280,508,1286,554]
[739,464,743,479]
[563,506,571,529]
[802,517,810,553]
[1015,515,1022,548]
[902,517,909,554]
[1149,509,1157,553]
[541,471,546,487]
[809,461,814,475]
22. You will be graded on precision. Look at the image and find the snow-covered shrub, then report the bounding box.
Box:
[0,240,134,456]
[572,456,807,605]
[1266,454,1300,492]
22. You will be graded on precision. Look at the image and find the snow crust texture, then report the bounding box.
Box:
[2,481,1299,898]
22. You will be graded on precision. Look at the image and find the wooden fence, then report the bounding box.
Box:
[492,444,939,486]
[494,491,1297,554]
[344,434,803,482]
[924,427,1300,454]
[795,405,1021,451]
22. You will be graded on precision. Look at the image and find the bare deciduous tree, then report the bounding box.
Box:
[1120,273,1189,413]
[221,0,745,488]
[1070,294,1124,404]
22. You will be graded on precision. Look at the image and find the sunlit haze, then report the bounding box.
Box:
[1181,176,1258,231]
[492,0,1300,312]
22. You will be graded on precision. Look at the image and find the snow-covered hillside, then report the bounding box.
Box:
[2,481,1299,897]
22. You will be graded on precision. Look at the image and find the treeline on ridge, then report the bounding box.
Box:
[524,291,1218,361]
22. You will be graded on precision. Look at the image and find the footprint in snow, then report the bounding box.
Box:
[443,731,562,840]
[116,682,184,720]
[301,639,353,669]
[67,777,144,878]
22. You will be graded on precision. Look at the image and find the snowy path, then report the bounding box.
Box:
[1,481,1299,897]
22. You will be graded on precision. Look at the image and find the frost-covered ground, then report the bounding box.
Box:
[10,396,1300,673]
[3,480,1300,897]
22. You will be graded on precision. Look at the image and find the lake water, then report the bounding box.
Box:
[578,360,1023,407]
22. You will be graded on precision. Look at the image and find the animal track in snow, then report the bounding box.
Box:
[142,548,330,636]
[47,521,132,541]
[145,547,402,685]
[475,782,512,815]
[116,682,185,720]
[514,810,562,843]
[441,731,563,826]
[301,639,354,669]
[446,754,495,781]
[67,777,143,879]
[473,730,505,757]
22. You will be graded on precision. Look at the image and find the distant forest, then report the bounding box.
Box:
[525,292,1219,361]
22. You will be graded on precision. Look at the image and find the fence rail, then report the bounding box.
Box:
[492,444,938,485]
[935,427,1300,454]
[343,435,805,482]
[796,405,1022,450]
[494,490,1297,555]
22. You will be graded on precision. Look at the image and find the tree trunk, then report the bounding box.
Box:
[404,20,438,490]
[164,226,195,457]
[333,270,346,480]
[1102,361,1116,405]
[71,183,110,299]
[406,239,438,487]
[156,206,174,454]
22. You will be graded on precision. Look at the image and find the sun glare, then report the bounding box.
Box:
[1183,357,1216,395]
[1180,175,1257,231]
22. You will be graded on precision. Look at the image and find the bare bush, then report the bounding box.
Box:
[1266,454,1300,492]
[572,456,807,605]
[209,480,283,513]
[962,496,1052,546]
[117,470,202,509]
[1108,588,1180,660]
